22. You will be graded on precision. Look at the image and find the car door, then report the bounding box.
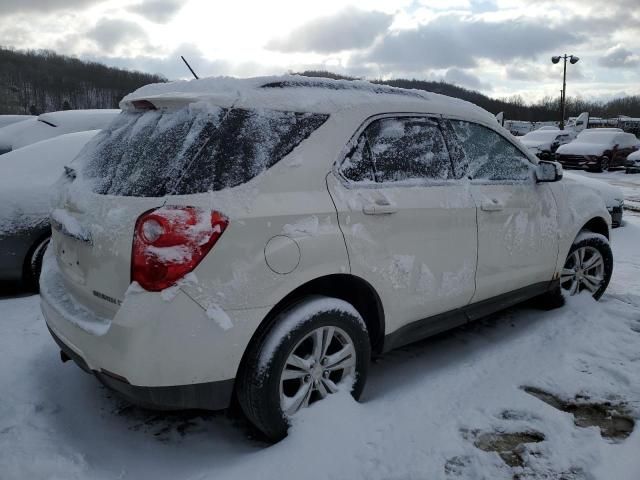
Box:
[441,118,560,304]
[326,115,478,335]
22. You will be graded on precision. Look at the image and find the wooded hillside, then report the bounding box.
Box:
[300,70,640,122]
[0,47,166,114]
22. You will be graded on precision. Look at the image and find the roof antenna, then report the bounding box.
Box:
[181,56,199,79]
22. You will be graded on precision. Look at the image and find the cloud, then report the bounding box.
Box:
[266,7,393,53]
[599,45,640,68]
[128,0,186,23]
[443,68,491,90]
[86,19,148,53]
[0,0,101,15]
[360,15,583,70]
[89,43,276,81]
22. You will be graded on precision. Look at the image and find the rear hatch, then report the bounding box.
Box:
[51,100,329,317]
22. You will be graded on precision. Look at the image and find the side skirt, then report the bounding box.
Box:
[382,280,558,352]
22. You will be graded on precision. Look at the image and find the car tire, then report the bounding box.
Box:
[236,296,370,442]
[23,235,50,293]
[559,231,613,300]
[593,157,609,173]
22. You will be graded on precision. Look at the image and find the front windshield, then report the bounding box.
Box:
[522,131,559,142]
[575,132,616,144]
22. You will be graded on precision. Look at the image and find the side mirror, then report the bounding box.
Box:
[536,160,563,183]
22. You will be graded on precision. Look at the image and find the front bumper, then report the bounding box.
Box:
[556,154,600,169]
[608,205,623,228]
[625,161,640,172]
[40,251,270,411]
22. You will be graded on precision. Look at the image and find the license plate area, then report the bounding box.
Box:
[57,240,86,285]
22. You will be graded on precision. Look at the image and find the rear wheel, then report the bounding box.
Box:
[598,157,610,172]
[236,296,370,441]
[23,235,50,293]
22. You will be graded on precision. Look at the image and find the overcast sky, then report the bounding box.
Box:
[1,0,638,102]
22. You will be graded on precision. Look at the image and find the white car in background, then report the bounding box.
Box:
[563,172,624,227]
[0,115,34,129]
[519,129,574,160]
[0,109,118,155]
[625,150,640,174]
[0,131,99,289]
[41,76,613,441]
[555,129,640,172]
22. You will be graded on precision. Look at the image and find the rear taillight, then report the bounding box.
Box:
[132,206,228,292]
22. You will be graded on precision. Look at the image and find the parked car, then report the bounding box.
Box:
[0,109,118,155]
[41,76,613,441]
[625,150,640,173]
[563,172,624,227]
[519,129,574,159]
[555,129,640,172]
[0,130,99,290]
[0,115,34,129]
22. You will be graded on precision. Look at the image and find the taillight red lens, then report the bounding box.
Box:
[132,206,228,292]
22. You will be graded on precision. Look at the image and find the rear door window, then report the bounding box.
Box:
[80,106,328,197]
[443,119,532,182]
[340,116,453,183]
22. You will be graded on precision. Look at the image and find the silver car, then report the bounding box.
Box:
[0,131,98,290]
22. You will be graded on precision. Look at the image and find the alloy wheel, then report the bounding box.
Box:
[279,326,356,416]
[560,246,605,295]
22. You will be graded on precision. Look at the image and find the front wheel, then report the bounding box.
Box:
[23,235,50,293]
[237,296,370,441]
[559,232,613,300]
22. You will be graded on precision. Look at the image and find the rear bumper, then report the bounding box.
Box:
[47,324,234,410]
[40,249,270,411]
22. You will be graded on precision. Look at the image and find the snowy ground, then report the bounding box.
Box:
[1,176,639,480]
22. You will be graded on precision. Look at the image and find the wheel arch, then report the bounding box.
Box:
[580,216,610,240]
[234,273,385,384]
[21,225,51,284]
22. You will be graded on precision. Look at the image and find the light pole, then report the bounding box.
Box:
[551,54,579,130]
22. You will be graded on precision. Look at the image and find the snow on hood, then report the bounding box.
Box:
[0,115,34,129]
[556,141,609,156]
[628,150,640,161]
[0,130,99,233]
[520,138,552,150]
[120,75,495,123]
[0,110,117,152]
[563,172,623,206]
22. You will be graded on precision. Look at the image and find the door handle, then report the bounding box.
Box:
[480,199,504,212]
[363,201,397,215]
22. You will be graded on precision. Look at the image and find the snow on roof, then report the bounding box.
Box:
[38,109,120,129]
[120,75,495,125]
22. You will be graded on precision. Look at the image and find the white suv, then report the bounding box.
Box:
[41,76,614,441]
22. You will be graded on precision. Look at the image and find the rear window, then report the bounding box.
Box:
[80,105,328,197]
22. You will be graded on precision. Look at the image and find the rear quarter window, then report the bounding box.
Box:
[80,106,328,197]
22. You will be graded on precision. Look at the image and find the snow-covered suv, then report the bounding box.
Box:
[555,129,640,172]
[41,76,614,441]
